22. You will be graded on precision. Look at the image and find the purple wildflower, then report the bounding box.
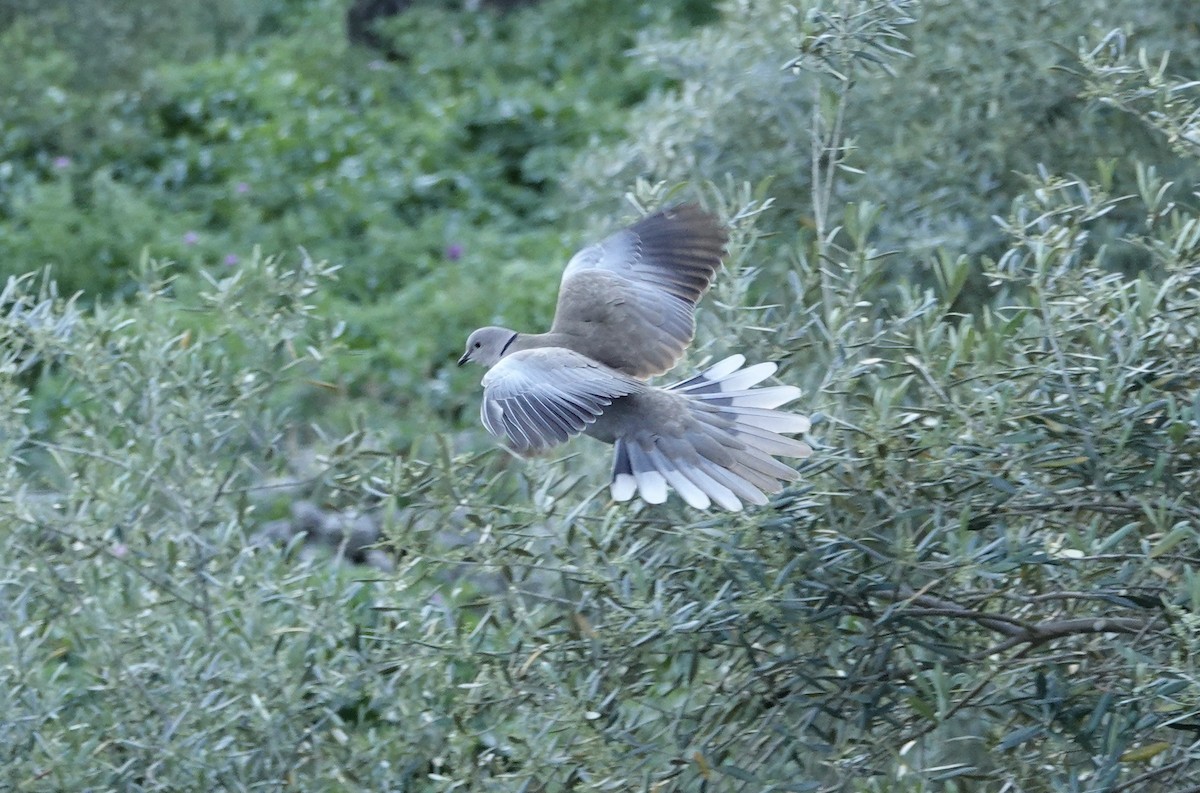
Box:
[183,231,199,246]
[445,243,464,261]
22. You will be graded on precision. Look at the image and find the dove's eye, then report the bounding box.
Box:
[474,342,482,349]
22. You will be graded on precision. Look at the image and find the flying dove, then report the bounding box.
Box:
[458,203,812,510]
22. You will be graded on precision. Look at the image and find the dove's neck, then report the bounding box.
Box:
[509,330,640,375]
[507,331,576,357]
[497,330,520,359]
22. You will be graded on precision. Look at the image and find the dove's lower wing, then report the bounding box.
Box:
[550,204,727,379]
[481,348,645,454]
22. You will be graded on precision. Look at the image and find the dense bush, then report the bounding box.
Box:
[2,1,1200,791]
[0,254,361,789]
[571,0,1200,265]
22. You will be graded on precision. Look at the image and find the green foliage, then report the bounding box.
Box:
[10,166,1196,788]
[0,0,710,439]
[0,254,371,789]
[1078,29,1200,160]
[4,1,1200,790]
[0,171,206,300]
[0,0,694,297]
[0,0,296,91]
[572,0,1200,263]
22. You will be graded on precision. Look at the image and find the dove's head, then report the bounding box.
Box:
[458,326,518,368]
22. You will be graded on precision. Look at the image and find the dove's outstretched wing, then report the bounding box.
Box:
[480,347,644,454]
[549,204,727,379]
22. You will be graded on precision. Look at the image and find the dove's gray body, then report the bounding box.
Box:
[459,204,811,511]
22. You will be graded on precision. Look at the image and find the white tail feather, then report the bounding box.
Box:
[608,356,811,511]
[672,355,746,392]
[715,362,777,391]
[698,458,768,506]
[700,355,746,381]
[733,423,814,457]
[626,443,668,504]
[647,448,711,510]
[675,460,743,511]
[610,441,637,501]
[692,385,801,409]
[726,407,812,434]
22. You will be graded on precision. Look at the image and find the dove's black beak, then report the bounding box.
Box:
[457,351,470,366]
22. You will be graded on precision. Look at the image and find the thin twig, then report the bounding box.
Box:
[1114,759,1193,793]
[978,616,1153,656]
[870,585,1162,655]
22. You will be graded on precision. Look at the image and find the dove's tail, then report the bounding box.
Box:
[609,355,812,511]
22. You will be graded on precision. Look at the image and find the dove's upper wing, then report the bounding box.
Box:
[549,204,727,379]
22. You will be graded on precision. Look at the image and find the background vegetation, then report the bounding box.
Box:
[2,0,1200,790]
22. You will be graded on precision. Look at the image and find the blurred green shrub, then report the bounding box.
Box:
[0,0,702,299]
[0,0,301,91]
[0,171,206,300]
[0,0,714,442]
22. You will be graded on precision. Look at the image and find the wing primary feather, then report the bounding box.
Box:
[525,391,583,437]
[481,399,505,438]
[519,393,570,444]
[502,395,541,442]
[501,408,534,451]
[511,394,552,446]
[551,388,607,419]
[503,394,546,449]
